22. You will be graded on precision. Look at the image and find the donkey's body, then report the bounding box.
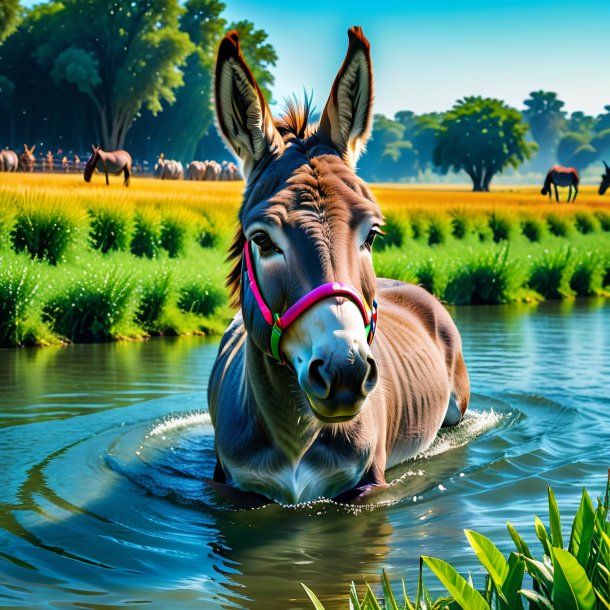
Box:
[541,165,579,202]
[208,27,469,506]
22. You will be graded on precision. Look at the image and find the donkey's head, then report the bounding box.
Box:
[83,145,100,183]
[215,27,381,422]
[600,161,610,196]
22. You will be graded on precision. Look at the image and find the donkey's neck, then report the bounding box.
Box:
[244,338,321,463]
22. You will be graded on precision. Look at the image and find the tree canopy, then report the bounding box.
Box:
[433,96,535,191]
[0,0,20,43]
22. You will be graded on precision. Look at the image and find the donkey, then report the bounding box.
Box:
[207,27,470,506]
[18,144,36,172]
[541,165,579,202]
[0,149,18,172]
[600,161,610,196]
[154,153,184,180]
[187,160,208,180]
[84,145,132,186]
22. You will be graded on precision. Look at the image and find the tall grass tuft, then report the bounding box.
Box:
[414,259,446,297]
[521,217,543,242]
[0,253,42,346]
[197,215,224,249]
[528,247,574,299]
[449,209,471,239]
[44,266,136,342]
[11,205,77,265]
[573,211,596,234]
[178,278,226,317]
[570,251,603,296]
[376,214,407,250]
[593,210,610,232]
[88,206,130,253]
[487,211,513,243]
[546,213,570,237]
[160,215,189,258]
[444,245,518,305]
[135,269,172,332]
[130,210,160,259]
[427,216,448,246]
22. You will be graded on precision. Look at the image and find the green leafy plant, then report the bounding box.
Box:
[130,211,160,259]
[528,247,575,299]
[89,206,130,253]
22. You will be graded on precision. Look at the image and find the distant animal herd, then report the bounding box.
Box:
[1,144,608,197]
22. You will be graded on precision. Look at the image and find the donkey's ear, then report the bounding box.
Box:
[317,26,374,167]
[214,30,283,180]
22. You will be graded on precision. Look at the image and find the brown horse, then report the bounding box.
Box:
[84,145,132,186]
[207,27,470,506]
[18,144,36,172]
[600,161,610,196]
[541,165,579,202]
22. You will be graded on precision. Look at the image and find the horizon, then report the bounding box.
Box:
[18,0,610,119]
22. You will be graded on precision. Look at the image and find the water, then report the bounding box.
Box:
[0,299,609,609]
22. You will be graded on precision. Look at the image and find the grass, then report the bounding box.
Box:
[304,472,610,610]
[1,175,610,346]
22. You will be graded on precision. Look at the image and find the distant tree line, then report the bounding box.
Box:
[0,0,275,163]
[358,92,610,189]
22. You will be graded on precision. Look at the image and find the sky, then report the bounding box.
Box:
[21,0,610,119]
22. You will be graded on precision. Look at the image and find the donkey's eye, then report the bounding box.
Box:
[362,226,382,252]
[252,232,281,255]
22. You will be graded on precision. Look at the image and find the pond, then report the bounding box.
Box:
[0,298,609,609]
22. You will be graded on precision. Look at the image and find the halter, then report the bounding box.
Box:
[243,241,378,363]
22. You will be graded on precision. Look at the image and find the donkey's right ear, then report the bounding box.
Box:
[214,30,283,180]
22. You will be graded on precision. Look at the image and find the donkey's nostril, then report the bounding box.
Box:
[306,358,332,399]
[364,355,379,394]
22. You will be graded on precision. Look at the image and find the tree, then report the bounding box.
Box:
[411,113,442,174]
[33,0,194,150]
[434,96,535,192]
[0,0,20,43]
[557,133,598,171]
[358,114,406,181]
[522,90,566,171]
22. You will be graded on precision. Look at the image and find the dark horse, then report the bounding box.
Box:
[207,27,470,506]
[600,161,610,196]
[84,145,132,186]
[541,165,579,202]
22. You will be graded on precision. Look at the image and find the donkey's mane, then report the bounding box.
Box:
[276,94,316,141]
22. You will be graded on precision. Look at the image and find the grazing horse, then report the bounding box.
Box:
[0,149,18,172]
[18,144,36,172]
[187,160,207,180]
[541,165,579,202]
[154,153,184,180]
[207,27,470,506]
[599,161,610,196]
[84,145,132,186]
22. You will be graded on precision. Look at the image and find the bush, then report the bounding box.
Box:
[136,270,172,331]
[44,267,135,342]
[594,210,610,232]
[11,207,76,265]
[521,217,543,242]
[528,248,574,299]
[449,209,471,239]
[130,211,160,259]
[414,259,445,297]
[89,207,130,253]
[570,251,603,296]
[443,245,518,305]
[410,214,425,241]
[547,213,570,237]
[197,216,223,249]
[427,216,448,246]
[178,279,225,317]
[574,212,596,235]
[488,212,513,243]
[0,254,41,346]
[160,215,189,258]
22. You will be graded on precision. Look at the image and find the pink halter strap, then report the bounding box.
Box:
[243,241,377,362]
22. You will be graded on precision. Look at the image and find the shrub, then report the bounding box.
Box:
[574,212,596,234]
[44,267,135,342]
[197,215,223,249]
[570,251,603,296]
[488,211,513,243]
[11,207,76,265]
[0,254,41,346]
[528,248,574,299]
[547,213,570,237]
[427,216,448,246]
[521,217,543,242]
[410,214,425,241]
[414,259,445,297]
[594,210,610,232]
[376,214,407,250]
[130,211,160,259]
[136,270,172,331]
[89,207,130,253]
[160,215,189,258]
[449,209,471,239]
[178,279,225,317]
[444,245,518,305]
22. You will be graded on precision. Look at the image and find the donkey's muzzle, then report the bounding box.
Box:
[301,352,378,422]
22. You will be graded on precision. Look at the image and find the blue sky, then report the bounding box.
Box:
[21,0,610,118]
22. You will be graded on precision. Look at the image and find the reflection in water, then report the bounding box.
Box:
[0,299,609,608]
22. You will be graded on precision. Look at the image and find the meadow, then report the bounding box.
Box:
[1,173,609,347]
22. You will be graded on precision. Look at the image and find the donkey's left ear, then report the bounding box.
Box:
[214,30,284,180]
[317,26,374,168]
